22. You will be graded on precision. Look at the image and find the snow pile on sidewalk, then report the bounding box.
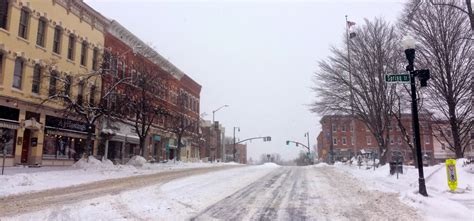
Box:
[73,156,116,170]
[333,159,474,221]
[126,156,147,167]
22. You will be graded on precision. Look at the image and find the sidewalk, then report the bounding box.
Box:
[1,165,77,176]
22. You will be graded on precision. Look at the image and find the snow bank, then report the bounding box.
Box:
[126,155,147,167]
[72,156,115,170]
[333,159,474,221]
[260,162,280,168]
[311,162,329,168]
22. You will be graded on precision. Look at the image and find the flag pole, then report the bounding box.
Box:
[346,15,356,158]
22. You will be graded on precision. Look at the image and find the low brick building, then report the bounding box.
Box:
[317,114,434,165]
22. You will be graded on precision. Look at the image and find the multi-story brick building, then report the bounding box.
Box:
[432,121,474,163]
[99,20,201,163]
[317,114,435,165]
[0,0,107,166]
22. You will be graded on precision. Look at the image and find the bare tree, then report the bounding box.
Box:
[311,18,402,165]
[41,53,126,158]
[400,0,473,158]
[410,0,474,31]
[115,57,169,157]
[167,92,199,161]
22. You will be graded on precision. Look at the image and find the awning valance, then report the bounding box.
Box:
[0,119,20,130]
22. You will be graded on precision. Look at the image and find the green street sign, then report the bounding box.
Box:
[385,74,410,83]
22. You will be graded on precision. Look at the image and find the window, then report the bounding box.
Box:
[441,143,445,150]
[12,58,24,89]
[18,8,29,39]
[89,85,96,104]
[332,124,337,132]
[36,18,47,47]
[341,125,346,132]
[397,136,402,145]
[49,71,58,96]
[366,136,372,145]
[350,123,354,132]
[52,26,62,54]
[424,135,430,144]
[333,138,337,145]
[77,80,84,105]
[92,48,99,71]
[0,129,15,156]
[342,137,346,145]
[64,75,72,96]
[0,53,4,82]
[0,0,9,29]
[80,41,88,66]
[32,64,41,93]
[67,34,75,60]
[351,136,355,145]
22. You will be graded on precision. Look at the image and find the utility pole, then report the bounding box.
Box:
[233,126,240,162]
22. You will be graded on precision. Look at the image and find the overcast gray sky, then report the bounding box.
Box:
[85,0,405,161]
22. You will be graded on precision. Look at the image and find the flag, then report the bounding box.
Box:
[346,21,356,28]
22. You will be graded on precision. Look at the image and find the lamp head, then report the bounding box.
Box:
[401,36,416,50]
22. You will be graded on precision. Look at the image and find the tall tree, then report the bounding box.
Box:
[168,92,199,161]
[410,0,474,31]
[43,53,126,158]
[311,18,401,165]
[400,0,473,158]
[117,56,169,157]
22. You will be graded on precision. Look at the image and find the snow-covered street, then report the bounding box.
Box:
[1,163,424,221]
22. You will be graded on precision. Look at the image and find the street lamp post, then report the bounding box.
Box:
[402,35,428,197]
[212,105,229,123]
[233,126,240,162]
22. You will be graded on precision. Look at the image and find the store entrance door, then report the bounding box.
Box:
[21,129,31,164]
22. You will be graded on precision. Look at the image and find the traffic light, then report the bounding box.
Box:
[266,136,271,141]
[286,140,289,145]
[417,69,430,87]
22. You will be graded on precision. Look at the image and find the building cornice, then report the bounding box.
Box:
[107,20,186,80]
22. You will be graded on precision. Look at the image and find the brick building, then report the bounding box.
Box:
[199,120,225,162]
[317,114,435,165]
[98,20,201,163]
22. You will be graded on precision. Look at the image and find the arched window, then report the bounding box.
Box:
[92,47,99,71]
[53,26,62,54]
[32,64,41,93]
[0,0,9,29]
[18,8,30,39]
[49,71,58,96]
[67,34,76,60]
[80,41,88,66]
[12,57,24,89]
[36,17,47,47]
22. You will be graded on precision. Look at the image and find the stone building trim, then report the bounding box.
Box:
[107,20,185,80]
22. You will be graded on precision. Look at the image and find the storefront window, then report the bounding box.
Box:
[43,133,85,160]
[0,128,16,156]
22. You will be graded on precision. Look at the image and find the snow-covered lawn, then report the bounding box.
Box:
[0,156,238,197]
[4,163,280,221]
[332,159,474,221]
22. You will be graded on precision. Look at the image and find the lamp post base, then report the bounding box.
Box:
[419,177,428,196]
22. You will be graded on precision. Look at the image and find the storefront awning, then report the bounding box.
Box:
[0,119,20,130]
[110,133,140,144]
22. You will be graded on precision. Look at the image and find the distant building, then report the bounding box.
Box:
[200,120,225,162]
[317,114,435,165]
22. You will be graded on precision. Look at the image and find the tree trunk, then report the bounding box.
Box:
[85,129,93,159]
[139,137,146,157]
[448,103,464,158]
[176,134,182,161]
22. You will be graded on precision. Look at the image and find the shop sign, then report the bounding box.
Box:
[153,135,161,141]
[45,116,93,132]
